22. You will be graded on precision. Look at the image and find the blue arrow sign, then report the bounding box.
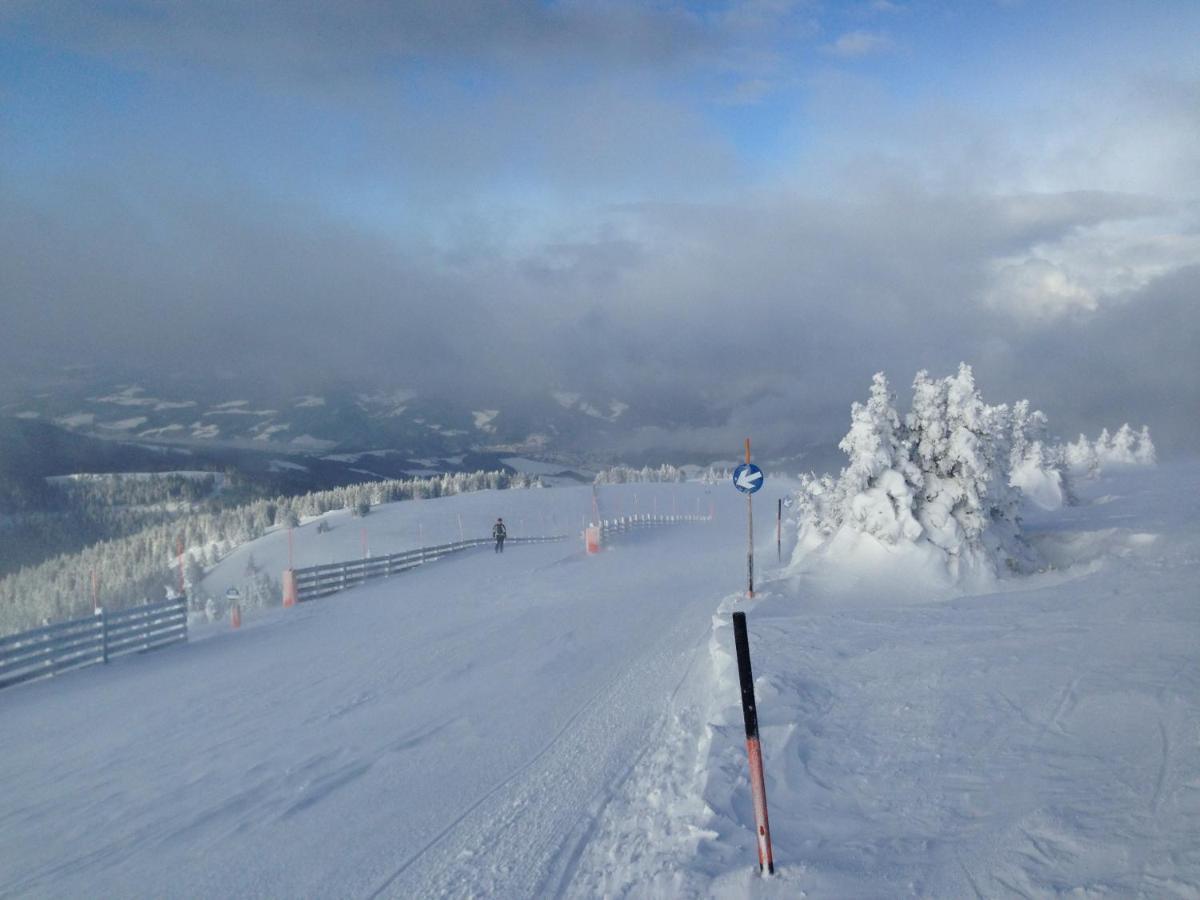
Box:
[732,463,764,494]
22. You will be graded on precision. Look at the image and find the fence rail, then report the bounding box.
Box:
[595,512,711,539]
[0,596,188,691]
[292,514,713,604]
[292,535,568,603]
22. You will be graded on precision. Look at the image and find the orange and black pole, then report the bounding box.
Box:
[732,611,774,874]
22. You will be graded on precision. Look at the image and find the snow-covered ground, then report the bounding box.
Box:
[1,465,1197,897]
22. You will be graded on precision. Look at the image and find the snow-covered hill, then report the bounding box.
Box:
[1,465,1197,897]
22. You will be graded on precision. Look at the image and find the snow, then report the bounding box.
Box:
[268,458,309,473]
[1010,454,1065,510]
[203,406,276,416]
[294,395,326,408]
[289,434,337,451]
[55,412,95,427]
[472,409,499,433]
[322,450,397,463]
[93,386,155,406]
[97,416,148,431]
[2,466,1198,897]
[138,423,185,437]
[501,456,574,476]
[190,422,220,439]
[45,470,218,484]
[253,423,291,440]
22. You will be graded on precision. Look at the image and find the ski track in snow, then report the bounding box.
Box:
[2,468,1200,898]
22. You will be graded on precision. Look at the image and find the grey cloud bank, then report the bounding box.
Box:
[1,1,1197,456]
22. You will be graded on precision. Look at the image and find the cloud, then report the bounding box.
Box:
[982,200,1200,321]
[824,30,893,58]
[983,258,1098,320]
[714,77,776,106]
[0,1,711,81]
[2,4,1197,459]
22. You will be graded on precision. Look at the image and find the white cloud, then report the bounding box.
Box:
[984,257,1097,321]
[984,212,1200,321]
[824,30,892,58]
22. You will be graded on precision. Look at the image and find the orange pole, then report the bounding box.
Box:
[746,438,754,599]
[177,538,185,596]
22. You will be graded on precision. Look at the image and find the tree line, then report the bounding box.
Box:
[0,469,539,636]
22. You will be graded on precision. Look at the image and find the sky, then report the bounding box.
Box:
[1,0,1198,454]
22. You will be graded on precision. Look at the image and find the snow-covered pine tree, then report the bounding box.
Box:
[835,373,922,543]
[1135,425,1157,464]
[794,363,1037,579]
[1064,434,1101,478]
[1109,424,1137,464]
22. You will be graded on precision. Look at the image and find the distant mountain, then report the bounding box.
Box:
[0,367,827,479]
[0,367,688,462]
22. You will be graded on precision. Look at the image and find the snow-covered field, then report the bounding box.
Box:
[1,465,1197,898]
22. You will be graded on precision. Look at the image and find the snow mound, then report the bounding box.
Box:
[1010,455,1065,510]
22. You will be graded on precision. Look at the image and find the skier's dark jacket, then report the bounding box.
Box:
[492,521,507,540]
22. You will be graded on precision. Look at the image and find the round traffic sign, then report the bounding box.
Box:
[732,463,764,494]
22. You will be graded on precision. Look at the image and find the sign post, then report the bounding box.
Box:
[777,498,782,562]
[732,439,764,599]
[176,537,185,597]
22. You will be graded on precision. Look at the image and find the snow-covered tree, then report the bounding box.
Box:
[0,468,542,636]
[836,373,923,543]
[1064,434,1101,478]
[1007,400,1067,510]
[1135,425,1157,465]
[792,364,1038,579]
[1060,425,1157,475]
[1109,424,1137,464]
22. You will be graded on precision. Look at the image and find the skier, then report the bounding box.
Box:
[492,517,507,553]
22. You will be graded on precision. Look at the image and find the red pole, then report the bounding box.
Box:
[288,524,295,570]
[177,537,185,596]
[777,498,782,562]
[746,438,754,599]
[732,611,774,874]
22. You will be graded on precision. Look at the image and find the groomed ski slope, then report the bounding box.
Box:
[2,466,1199,898]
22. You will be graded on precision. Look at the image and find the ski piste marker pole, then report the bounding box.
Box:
[733,611,775,874]
[745,438,754,599]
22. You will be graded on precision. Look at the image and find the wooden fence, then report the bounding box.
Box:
[291,513,712,603]
[595,512,711,540]
[0,596,188,691]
